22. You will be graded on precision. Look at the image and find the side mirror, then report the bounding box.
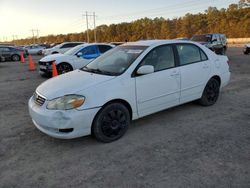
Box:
[76,52,83,57]
[137,65,154,75]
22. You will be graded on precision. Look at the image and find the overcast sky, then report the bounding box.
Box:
[0,0,238,41]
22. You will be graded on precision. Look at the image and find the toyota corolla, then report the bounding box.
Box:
[28,40,230,142]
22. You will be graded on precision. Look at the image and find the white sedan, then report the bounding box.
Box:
[29,40,230,142]
[38,43,114,76]
[25,45,45,55]
[43,42,84,56]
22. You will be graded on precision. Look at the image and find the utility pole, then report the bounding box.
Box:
[86,11,89,43]
[30,29,40,44]
[83,12,97,43]
[93,12,97,43]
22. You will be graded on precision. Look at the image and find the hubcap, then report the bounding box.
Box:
[101,110,127,138]
[206,81,219,103]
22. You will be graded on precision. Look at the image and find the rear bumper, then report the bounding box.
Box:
[221,71,231,88]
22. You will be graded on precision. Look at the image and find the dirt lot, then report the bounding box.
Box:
[0,48,250,188]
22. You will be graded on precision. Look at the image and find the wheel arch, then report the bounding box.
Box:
[57,62,73,69]
[91,99,133,135]
[211,75,221,86]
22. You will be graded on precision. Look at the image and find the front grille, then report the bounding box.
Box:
[39,61,54,65]
[34,92,46,106]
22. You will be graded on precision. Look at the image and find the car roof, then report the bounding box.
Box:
[122,40,195,47]
[61,42,85,44]
[77,43,114,48]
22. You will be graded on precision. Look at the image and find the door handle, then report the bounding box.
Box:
[203,63,209,69]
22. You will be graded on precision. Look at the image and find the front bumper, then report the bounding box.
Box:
[38,61,54,75]
[28,96,100,139]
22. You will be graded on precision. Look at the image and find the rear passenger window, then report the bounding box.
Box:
[140,45,175,72]
[98,45,112,53]
[176,44,207,65]
[200,50,208,61]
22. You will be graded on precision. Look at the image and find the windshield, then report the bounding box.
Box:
[81,45,148,76]
[191,35,212,42]
[64,44,85,55]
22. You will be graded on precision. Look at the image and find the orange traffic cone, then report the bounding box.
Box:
[28,55,36,71]
[20,52,25,63]
[52,62,58,77]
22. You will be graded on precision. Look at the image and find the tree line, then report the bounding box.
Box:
[13,0,250,45]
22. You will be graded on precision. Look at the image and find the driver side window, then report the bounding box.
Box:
[140,45,175,72]
[80,46,97,55]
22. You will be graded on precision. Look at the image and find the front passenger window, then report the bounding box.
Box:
[140,45,175,72]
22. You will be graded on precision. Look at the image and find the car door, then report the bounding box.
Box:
[0,47,11,59]
[135,45,181,117]
[175,43,211,104]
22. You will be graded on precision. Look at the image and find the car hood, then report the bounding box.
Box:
[36,70,115,100]
[40,54,74,62]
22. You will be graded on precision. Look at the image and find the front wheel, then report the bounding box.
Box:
[199,78,220,106]
[92,103,130,143]
[57,63,73,75]
[12,54,20,61]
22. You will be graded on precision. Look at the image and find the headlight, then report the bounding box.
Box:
[47,95,85,110]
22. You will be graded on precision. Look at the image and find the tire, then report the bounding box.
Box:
[221,47,226,55]
[11,54,20,61]
[92,103,130,143]
[57,63,73,74]
[199,78,220,106]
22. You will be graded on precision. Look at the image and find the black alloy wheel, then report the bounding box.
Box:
[93,103,130,143]
[199,78,220,106]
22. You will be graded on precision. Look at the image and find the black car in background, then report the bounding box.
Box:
[243,44,250,55]
[191,33,227,55]
[0,46,27,61]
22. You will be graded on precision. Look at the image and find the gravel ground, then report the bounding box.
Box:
[0,47,250,188]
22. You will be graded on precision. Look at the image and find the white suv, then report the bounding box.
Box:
[29,40,230,142]
[43,42,84,56]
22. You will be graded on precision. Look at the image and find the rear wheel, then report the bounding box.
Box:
[92,103,130,143]
[221,47,226,55]
[11,54,20,61]
[57,63,73,74]
[199,78,220,106]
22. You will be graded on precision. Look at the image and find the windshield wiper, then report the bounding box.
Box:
[81,67,117,76]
